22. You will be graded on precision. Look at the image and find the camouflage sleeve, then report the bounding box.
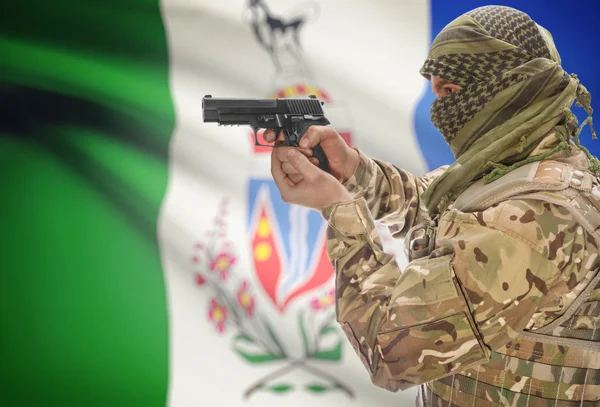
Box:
[321,197,571,392]
[342,148,448,237]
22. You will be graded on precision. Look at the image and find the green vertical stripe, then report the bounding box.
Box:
[1,1,174,406]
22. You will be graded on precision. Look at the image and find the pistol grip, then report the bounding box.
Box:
[311,144,330,173]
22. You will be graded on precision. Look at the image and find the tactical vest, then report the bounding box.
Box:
[406,160,600,406]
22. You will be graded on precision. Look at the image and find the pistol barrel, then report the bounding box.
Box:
[202,95,325,123]
[202,96,279,123]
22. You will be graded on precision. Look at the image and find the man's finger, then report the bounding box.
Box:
[270,145,290,188]
[263,129,276,143]
[287,149,321,181]
[264,130,286,144]
[276,146,313,163]
[289,173,303,184]
[275,147,294,163]
[282,162,300,176]
[299,126,325,148]
[282,158,318,175]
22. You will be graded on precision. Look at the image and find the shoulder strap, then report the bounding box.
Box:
[453,159,599,234]
[454,161,573,213]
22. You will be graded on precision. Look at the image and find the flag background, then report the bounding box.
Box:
[1,1,598,406]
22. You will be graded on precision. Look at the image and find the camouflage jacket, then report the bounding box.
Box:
[321,136,600,405]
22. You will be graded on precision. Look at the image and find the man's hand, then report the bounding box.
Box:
[264,126,359,184]
[271,148,353,211]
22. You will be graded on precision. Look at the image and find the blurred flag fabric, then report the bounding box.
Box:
[1,1,598,406]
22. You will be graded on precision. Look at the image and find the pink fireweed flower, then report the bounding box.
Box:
[208,299,228,333]
[236,281,256,317]
[195,273,206,286]
[209,250,236,281]
[310,289,335,311]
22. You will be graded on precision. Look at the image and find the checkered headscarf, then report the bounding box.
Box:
[419,6,595,215]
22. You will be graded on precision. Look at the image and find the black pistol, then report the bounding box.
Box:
[202,95,331,172]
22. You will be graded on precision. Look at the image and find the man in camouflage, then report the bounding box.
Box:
[267,5,599,406]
